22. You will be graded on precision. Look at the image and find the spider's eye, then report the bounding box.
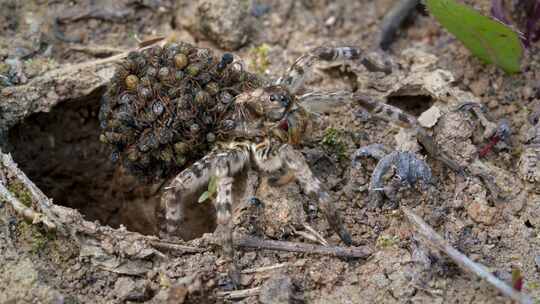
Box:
[269,94,276,102]
[280,95,289,107]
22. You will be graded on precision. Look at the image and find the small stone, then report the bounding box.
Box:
[196,0,253,50]
[506,103,518,114]
[418,106,442,128]
[469,77,489,96]
[167,284,188,304]
[259,274,298,304]
[466,201,499,225]
[113,277,137,301]
[487,99,498,109]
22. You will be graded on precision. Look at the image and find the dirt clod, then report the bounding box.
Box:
[259,274,302,304]
[195,0,253,50]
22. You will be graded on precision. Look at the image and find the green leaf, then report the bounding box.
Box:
[208,175,218,194]
[198,191,210,203]
[426,0,523,73]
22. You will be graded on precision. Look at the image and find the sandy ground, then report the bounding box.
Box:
[1,0,540,303]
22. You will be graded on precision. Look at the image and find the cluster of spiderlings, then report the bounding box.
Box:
[99,42,262,180]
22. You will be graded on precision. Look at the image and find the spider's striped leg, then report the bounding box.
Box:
[281,145,352,244]
[160,145,249,241]
[276,46,387,94]
[160,154,217,239]
[212,147,250,286]
[298,91,418,128]
[161,145,250,285]
[253,143,353,245]
[297,91,354,114]
[352,93,418,127]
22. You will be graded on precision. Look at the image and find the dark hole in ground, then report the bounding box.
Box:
[387,95,434,117]
[4,93,264,240]
[5,94,167,236]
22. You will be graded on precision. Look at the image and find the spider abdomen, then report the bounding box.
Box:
[99,42,262,180]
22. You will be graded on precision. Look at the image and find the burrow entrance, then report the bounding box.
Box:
[5,93,164,236]
[4,93,236,240]
[387,94,434,117]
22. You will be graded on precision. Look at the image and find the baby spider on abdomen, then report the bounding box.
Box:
[100,42,382,286]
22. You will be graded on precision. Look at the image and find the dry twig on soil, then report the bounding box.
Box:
[68,45,126,57]
[216,287,261,300]
[148,239,204,254]
[1,151,59,231]
[0,182,56,230]
[402,206,533,304]
[235,236,372,258]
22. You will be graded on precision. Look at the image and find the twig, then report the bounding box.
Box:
[57,8,131,23]
[0,182,56,230]
[378,0,420,50]
[242,262,290,274]
[295,230,325,246]
[402,207,533,304]
[1,152,58,230]
[148,240,204,254]
[216,287,260,299]
[235,236,372,258]
[68,45,126,57]
[303,224,329,246]
[1,152,53,206]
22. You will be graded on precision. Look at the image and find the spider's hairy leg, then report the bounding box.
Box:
[300,91,417,128]
[353,93,418,127]
[283,145,352,244]
[213,147,250,286]
[160,146,249,237]
[298,91,354,114]
[254,143,353,245]
[277,46,387,94]
[161,154,217,238]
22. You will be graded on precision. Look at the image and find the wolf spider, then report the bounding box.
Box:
[159,46,387,285]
